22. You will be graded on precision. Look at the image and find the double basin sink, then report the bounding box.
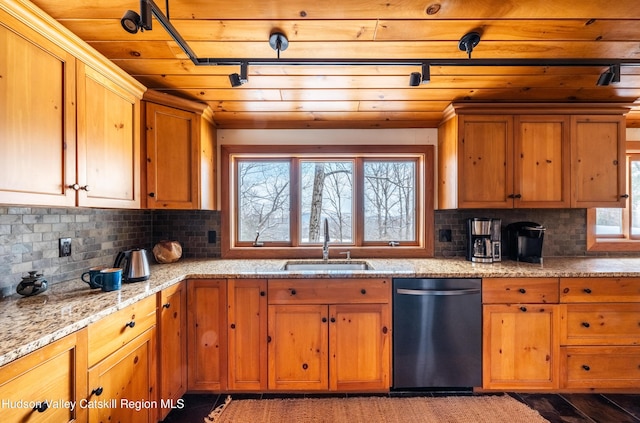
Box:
[282,260,372,271]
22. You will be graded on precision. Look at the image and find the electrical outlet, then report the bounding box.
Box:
[208,230,217,244]
[438,229,452,242]
[59,238,72,257]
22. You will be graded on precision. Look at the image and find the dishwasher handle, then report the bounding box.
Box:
[396,287,480,296]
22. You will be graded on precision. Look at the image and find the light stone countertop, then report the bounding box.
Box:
[1,256,639,367]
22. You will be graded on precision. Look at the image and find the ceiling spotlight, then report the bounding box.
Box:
[458,31,481,59]
[229,62,249,87]
[596,66,616,86]
[269,32,289,59]
[120,0,152,34]
[421,64,431,84]
[409,72,421,87]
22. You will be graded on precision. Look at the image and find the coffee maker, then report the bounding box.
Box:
[504,221,546,264]
[466,218,501,263]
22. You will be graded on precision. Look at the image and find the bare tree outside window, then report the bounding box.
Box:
[300,161,353,243]
[237,161,290,242]
[364,161,416,242]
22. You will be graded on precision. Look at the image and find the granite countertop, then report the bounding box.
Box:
[1,256,639,367]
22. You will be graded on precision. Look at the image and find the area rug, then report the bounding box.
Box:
[205,394,550,423]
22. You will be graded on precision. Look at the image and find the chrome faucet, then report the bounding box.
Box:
[322,218,330,260]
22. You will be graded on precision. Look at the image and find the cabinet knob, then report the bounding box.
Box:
[260,291,266,296]
[125,321,136,329]
[582,322,590,328]
[582,365,591,371]
[621,194,630,198]
[302,363,308,370]
[514,194,522,199]
[33,402,48,413]
[163,302,171,309]
[519,306,527,312]
[230,323,236,329]
[80,185,90,192]
[330,317,336,323]
[583,288,592,294]
[360,289,367,295]
[519,288,526,294]
[290,289,296,295]
[267,335,272,343]
[149,192,156,198]
[68,183,80,191]
[322,317,327,323]
[91,387,104,396]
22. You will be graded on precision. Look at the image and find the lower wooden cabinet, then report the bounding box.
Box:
[187,279,228,391]
[482,304,560,390]
[227,279,268,391]
[158,282,187,420]
[86,328,156,423]
[0,329,87,423]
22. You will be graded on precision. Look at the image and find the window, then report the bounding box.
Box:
[221,145,434,259]
[588,142,640,251]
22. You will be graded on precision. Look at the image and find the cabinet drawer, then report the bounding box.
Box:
[268,279,390,304]
[560,277,640,302]
[561,346,640,389]
[483,278,559,304]
[560,304,640,346]
[0,331,86,423]
[88,295,156,366]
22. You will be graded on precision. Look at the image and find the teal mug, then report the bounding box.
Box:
[93,268,122,292]
[81,266,107,289]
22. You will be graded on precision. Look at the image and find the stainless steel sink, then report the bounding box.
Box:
[282,260,372,271]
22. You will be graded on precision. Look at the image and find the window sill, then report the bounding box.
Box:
[222,245,433,259]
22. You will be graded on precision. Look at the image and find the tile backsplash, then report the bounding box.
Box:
[1,205,636,297]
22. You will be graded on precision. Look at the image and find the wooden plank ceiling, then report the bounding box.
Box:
[29,0,640,129]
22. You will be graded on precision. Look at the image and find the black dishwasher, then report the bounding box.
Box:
[392,278,482,389]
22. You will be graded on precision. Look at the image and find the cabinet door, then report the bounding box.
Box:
[76,62,140,208]
[329,304,390,391]
[268,304,328,390]
[0,12,77,207]
[158,282,187,420]
[458,115,513,208]
[0,329,87,423]
[571,115,626,208]
[87,327,156,423]
[514,116,570,208]
[228,279,267,390]
[187,279,227,391]
[483,304,560,390]
[145,102,199,209]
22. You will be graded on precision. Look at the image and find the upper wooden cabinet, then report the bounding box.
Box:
[571,115,626,208]
[0,1,145,208]
[438,103,628,209]
[142,90,216,210]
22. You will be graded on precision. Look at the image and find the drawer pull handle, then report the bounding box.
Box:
[290,289,296,295]
[583,288,592,294]
[92,387,104,396]
[582,322,590,328]
[519,288,526,294]
[361,289,367,295]
[582,365,591,371]
[520,306,527,312]
[163,302,171,309]
[33,402,48,413]
[125,321,136,328]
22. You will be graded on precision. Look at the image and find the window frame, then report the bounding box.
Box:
[221,144,434,259]
[587,141,640,252]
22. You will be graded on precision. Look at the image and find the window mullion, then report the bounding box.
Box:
[354,157,364,246]
[291,157,300,247]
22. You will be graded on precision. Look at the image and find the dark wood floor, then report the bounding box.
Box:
[160,392,640,423]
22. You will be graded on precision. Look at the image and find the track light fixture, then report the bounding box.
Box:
[421,64,431,84]
[409,72,421,87]
[120,0,152,34]
[596,64,620,86]
[269,32,289,59]
[229,62,249,87]
[458,32,481,59]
